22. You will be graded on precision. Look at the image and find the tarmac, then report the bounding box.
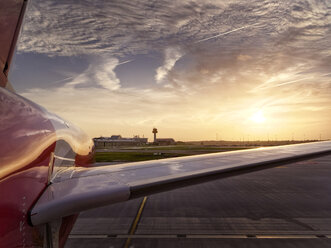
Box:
[65,154,331,248]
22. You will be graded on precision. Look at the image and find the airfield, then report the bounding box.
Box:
[65,142,331,248]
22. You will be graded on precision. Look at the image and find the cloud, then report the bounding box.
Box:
[195,23,260,43]
[66,57,121,91]
[19,1,329,57]
[155,47,183,83]
[18,0,331,94]
[93,58,121,91]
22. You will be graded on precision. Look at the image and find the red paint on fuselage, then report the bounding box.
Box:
[0,88,94,247]
[1,1,94,246]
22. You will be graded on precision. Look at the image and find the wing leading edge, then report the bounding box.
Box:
[29,141,331,226]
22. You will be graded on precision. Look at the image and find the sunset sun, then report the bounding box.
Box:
[251,110,266,124]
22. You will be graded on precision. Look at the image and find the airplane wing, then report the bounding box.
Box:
[29,141,331,226]
[0,0,27,89]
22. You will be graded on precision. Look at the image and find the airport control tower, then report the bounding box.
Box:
[152,128,158,143]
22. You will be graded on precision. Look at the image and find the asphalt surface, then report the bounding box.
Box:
[65,154,331,248]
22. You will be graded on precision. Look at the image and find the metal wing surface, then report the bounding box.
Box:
[29,141,331,226]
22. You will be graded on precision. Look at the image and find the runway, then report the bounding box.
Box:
[65,154,331,247]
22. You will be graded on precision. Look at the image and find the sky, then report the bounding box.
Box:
[10,0,331,141]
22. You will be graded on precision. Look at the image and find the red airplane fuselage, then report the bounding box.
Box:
[0,86,94,247]
[0,1,93,246]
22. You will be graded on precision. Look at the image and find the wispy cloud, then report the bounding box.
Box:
[155,47,183,83]
[253,72,331,91]
[118,60,133,65]
[195,23,260,43]
[19,1,329,58]
[67,57,122,91]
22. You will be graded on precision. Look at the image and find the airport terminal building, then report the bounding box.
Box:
[93,135,148,148]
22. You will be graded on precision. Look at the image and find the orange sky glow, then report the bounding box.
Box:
[11,0,331,142]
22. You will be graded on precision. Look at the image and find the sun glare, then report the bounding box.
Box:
[251,110,266,123]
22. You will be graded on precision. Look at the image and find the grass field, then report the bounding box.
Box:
[134,146,251,151]
[94,140,321,162]
[94,146,251,162]
[95,151,187,162]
